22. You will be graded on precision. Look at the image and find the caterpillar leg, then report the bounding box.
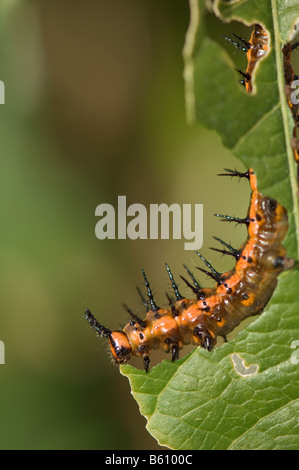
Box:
[143,355,150,373]
[164,339,180,362]
[171,344,180,362]
[193,326,216,351]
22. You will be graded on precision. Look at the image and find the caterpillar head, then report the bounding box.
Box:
[262,196,289,240]
[85,309,132,365]
[250,194,289,243]
[108,331,132,365]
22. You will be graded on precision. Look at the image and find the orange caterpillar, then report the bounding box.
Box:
[226,25,299,174]
[85,170,294,372]
[224,24,268,92]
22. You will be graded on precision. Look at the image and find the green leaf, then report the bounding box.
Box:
[121,0,299,450]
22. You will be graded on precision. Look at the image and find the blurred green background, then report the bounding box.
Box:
[0,0,287,450]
